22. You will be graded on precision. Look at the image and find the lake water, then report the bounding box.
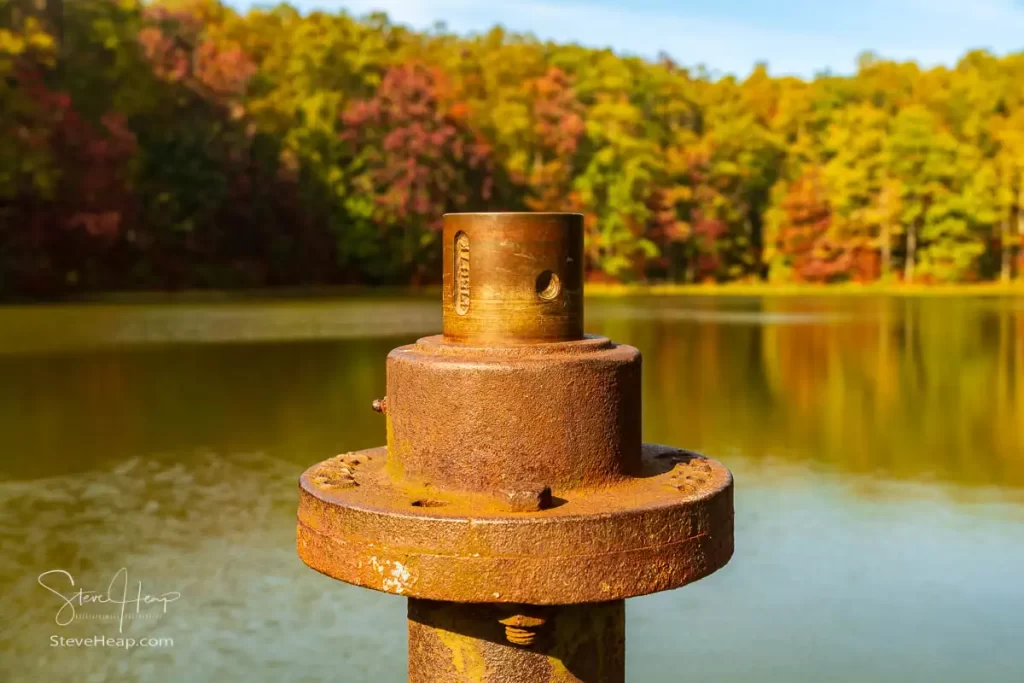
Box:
[1,294,1022,682]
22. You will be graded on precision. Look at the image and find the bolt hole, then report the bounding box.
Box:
[535,270,561,301]
[411,499,448,508]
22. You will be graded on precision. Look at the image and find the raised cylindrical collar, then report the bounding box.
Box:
[442,212,584,345]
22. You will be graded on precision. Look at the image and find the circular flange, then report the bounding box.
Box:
[297,444,733,604]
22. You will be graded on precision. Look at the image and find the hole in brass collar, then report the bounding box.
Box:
[535,270,560,301]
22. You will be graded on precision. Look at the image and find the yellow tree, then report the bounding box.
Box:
[822,103,891,279]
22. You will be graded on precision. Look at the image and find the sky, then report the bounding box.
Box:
[227,0,1024,78]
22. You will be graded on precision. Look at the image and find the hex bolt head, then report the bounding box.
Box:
[500,485,552,513]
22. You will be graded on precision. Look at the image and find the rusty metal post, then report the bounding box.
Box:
[297,213,734,682]
[408,600,624,682]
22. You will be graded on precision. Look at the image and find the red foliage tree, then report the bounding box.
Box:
[340,63,495,279]
[139,5,254,100]
[7,67,138,293]
[525,67,585,211]
[774,168,852,282]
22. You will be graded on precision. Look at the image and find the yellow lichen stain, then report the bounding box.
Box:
[547,656,575,683]
[433,616,489,681]
[384,415,409,482]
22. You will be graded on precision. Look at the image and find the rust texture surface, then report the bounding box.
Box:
[385,335,642,492]
[296,212,735,681]
[297,443,732,604]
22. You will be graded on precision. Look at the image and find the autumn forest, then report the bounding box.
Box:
[5,0,1024,297]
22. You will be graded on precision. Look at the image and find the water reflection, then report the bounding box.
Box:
[590,296,1024,495]
[0,451,406,683]
[0,338,398,479]
[0,295,1022,682]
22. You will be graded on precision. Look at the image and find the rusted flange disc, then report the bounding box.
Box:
[297,444,733,604]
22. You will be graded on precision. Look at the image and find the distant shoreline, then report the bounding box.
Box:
[4,281,1023,307]
[584,282,1024,297]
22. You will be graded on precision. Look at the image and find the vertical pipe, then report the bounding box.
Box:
[408,599,625,683]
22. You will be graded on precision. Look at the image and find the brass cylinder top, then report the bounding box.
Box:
[442,213,584,344]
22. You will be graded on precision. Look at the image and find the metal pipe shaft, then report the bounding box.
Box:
[297,211,734,682]
[408,599,625,683]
